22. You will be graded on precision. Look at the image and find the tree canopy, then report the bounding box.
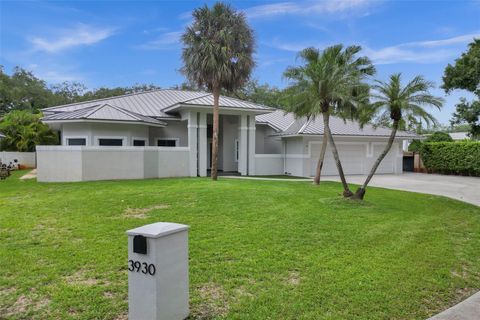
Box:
[0,110,58,152]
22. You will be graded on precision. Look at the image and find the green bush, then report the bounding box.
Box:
[425,131,453,142]
[420,141,480,176]
[408,139,423,152]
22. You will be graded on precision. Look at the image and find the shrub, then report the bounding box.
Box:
[425,131,453,142]
[420,141,480,176]
[408,139,423,152]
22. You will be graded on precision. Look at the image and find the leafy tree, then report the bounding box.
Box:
[0,66,58,114]
[408,140,423,153]
[443,39,480,139]
[181,2,255,180]
[450,98,480,139]
[234,80,284,108]
[283,45,374,194]
[0,110,58,152]
[354,74,443,199]
[425,131,453,142]
[443,39,480,94]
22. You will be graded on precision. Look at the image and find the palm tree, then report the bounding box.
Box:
[353,74,443,200]
[283,45,374,194]
[181,2,255,180]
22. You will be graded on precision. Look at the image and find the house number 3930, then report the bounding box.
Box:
[128,259,156,275]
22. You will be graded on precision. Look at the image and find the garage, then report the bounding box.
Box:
[373,144,396,174]
[310,143,366,176]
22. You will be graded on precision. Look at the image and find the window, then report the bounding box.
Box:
[157,139,177,147]
[133,139,146,146]
[67,138,86,146]
[235,139,239,162]
[98,138,123,146]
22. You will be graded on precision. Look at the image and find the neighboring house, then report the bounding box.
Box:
[449,132,469,141]
[37,89,418,182]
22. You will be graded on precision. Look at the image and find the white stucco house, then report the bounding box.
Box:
[36,89,417,182]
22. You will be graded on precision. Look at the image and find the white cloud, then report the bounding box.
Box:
[244,0,373,19]
[267,32,479,65]
[365,33,480,64]
[137,31,182,50]
[30,24,116,53]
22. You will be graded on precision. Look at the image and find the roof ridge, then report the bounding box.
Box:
[84,104,105,118]
[42,88,208,111]
[102,103,143,121]
[298,117,311,134]
[179,92,212,104]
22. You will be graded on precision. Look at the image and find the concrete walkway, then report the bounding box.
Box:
[20,169,37,180]
[427,291,480,320]
[322,173,480,206]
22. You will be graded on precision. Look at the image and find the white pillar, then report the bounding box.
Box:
[198,112,207,177]
[247,115,256,176]
[127,222,189,320]
[238,114,248,175]
[187,111,198,177]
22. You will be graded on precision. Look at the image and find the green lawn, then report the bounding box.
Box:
[1,171,479,319]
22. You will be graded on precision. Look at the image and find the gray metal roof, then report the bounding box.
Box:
[42,103,166,126]
[256,110,419,138]
[256,109,296,131]
[43,89,272,118]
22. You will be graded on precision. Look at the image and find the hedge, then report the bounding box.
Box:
[420,141,480,176]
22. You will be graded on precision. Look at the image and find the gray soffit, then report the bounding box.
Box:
[42,103,166,126]
[256,110,420,138]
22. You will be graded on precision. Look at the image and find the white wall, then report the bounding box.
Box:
[36,146,190,182]
[255,124,283,154]
[0,152,36,168]
[149,120,188,147]
[254,154,284,175]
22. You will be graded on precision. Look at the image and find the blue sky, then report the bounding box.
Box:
[1,0,479,124]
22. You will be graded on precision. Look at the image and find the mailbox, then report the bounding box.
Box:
[126,222,189,320]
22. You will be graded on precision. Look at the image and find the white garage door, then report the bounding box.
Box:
[373,144,396,174]
[310,143,365,176]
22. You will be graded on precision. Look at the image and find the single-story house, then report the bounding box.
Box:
[37,89,417,182]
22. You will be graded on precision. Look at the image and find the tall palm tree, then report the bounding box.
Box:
[283,45,374,194]
[181,2,255,180]
[353,74,443,200]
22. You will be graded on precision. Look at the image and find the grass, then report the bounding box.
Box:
[1,171,479,319]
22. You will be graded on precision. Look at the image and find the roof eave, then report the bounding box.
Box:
[163,103,274,115]
[42,119,166,127]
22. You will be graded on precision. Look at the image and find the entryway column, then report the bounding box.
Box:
[187,111,198,177]
[247,115,256,175]
[238,114,248,175]
[198,113,207,177]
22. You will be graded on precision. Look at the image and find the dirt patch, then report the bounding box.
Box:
[114,313,128,320]
[285,271,301,286]
[65,270,99,286]
[104,291,114,299]
[1,293,50,317]
[191,283,229,319]
[123,204,169,218]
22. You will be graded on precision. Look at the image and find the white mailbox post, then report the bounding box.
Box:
[126,222,189,320]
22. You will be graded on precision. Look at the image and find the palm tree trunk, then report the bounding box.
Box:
[353,121,399,200]
[324,120,353,197]
[313,112,329,185]
[211,87,220,181]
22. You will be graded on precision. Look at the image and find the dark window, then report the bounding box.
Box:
[99,138,123,146]
[133,140,146,146]
[157,139,177,147]
[67,138,86,146]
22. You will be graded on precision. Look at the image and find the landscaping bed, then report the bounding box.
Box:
[1,171,479,319]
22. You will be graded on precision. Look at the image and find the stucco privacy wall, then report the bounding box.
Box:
[36,146,189,182]
[254,154,284,175]
[0,151,36,168]
[149,120,188,146]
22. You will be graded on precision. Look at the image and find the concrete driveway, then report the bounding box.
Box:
[323,173,480,206]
